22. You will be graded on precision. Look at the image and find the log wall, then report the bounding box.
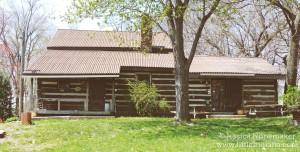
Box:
[242,79,277,106]
[36,75,279,117]
[242,79,280,116]
[109,70,212,116]
[37,79,88,111]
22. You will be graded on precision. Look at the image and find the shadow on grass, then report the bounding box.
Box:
[108,117,300,141]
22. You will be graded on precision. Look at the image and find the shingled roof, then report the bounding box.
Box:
[24,49,283,78]
[47,29,172,49]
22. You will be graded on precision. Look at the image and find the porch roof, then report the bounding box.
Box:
[23,49,284,78]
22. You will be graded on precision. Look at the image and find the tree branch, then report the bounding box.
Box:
[187,0,220,66]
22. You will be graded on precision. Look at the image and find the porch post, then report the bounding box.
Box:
[29,78,34,111]
[275,79,278,104]
[33,78,39,111]
[241,80,245,108]
[112,78,116,112]
[84,80,89,111]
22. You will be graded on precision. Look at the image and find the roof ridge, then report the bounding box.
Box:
[56,29,165,34]
[194,55,266,59]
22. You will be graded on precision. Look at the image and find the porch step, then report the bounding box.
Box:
[208,114,246,119]
[211,112,235,115]
[32,116,115,120]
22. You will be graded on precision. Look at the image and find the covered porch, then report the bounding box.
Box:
[26,76,117,116]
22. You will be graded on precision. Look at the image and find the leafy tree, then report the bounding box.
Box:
[128,81,169,116]
[0,72,13,121]
[66,0,229,122]
[282,86,300,109]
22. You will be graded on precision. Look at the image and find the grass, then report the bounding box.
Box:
[0,117,299,152]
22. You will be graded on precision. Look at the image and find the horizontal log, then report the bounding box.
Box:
[151,73,174,76]
[41,81,57,85]
[189,84,210,87]
[69,82,85,85]
[115,100,131,103]
[189,91,210,94]
[244,100,275,104]
[42,92,88,96]
[243,89,275,93]
[152,80,175,84]
[243,90,275,95]
[39,84,58,88]
[189,94,211,97]
[152,78,174,81]
[39,98,86,102]
[189,104,206,107]
[159,95,176,97]
[189,99,209,102]
[158,90,176,92]
[243,104,282,108]
[248,95,274,98]
[189,89,210,91]
[243,85,274,88]
[243,79,274,82]
[155,84,175,87]
[155,86,175,90]
[115,94,131,97]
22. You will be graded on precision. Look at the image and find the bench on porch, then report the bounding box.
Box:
[243,104,285,117]
[171,104,210,119]
[39,97,88,111]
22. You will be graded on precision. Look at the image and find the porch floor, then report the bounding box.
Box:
[32,115,115,120]
[208,114,247,119]
[36,110,112,116]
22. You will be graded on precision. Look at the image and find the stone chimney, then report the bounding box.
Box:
[141,14,153,53]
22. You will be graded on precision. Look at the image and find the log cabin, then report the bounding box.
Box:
[23,29,285,117]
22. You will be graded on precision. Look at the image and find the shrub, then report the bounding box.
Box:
[128,81,170,116]
[0,73,13,121]
[5,117,18,123]
[282,86,300,110]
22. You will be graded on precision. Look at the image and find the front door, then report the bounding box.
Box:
[89,79,105,111]
[211,79,225,112]
[211,79,242,112]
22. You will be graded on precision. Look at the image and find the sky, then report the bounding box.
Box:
[1,0,114,31]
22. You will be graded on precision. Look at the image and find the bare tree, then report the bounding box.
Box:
[267,0,300,86]
[197,0,287,63]
[0,0,51,115]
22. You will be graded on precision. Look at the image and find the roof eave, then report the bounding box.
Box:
[22,74,120,78]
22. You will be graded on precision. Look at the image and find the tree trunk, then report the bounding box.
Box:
[19,31,26,116]
[286,35,299,86]
[18,77,24,116]
[172,8,191,122]
[175,59,190,122]
[15,95,19,116]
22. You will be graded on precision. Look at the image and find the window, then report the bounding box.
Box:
[136,73,151,84]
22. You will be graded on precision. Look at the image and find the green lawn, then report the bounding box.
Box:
[0,117,299,152]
